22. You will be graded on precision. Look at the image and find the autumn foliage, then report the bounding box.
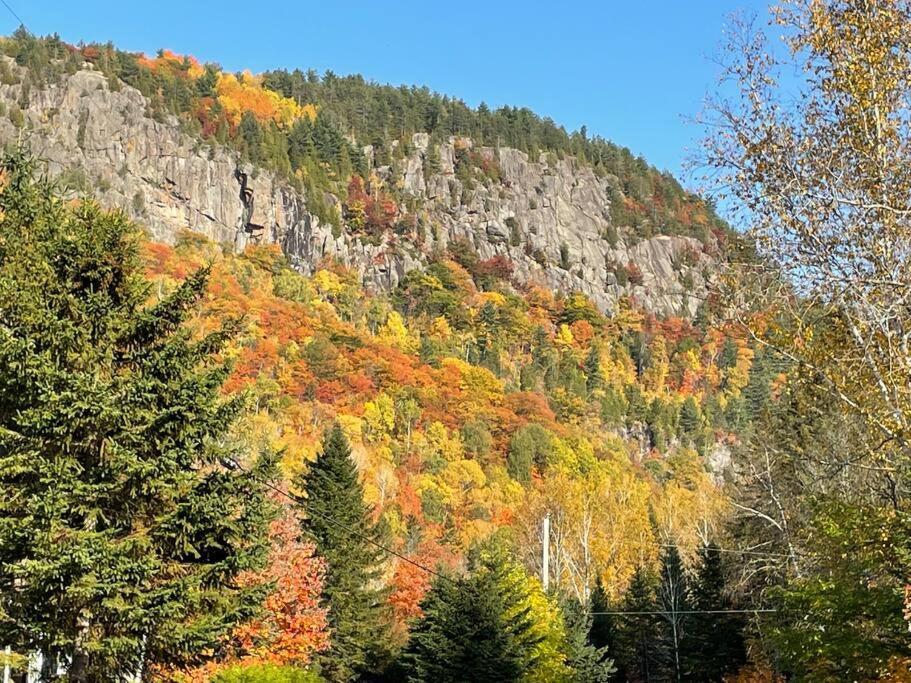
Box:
[345,175,397,234]
[143,235,762,621]
[216,71,317,129]
[178,510,329,681]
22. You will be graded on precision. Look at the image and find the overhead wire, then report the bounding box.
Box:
[225,456,782,614]
[0,0,28,34]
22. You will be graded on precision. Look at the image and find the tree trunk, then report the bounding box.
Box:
[67,651,89,683]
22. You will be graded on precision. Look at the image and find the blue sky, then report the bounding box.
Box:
[13,1,771,180]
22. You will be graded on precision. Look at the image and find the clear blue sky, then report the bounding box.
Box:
[13,1,771,179]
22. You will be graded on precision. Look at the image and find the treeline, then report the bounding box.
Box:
[261,65,714,237]
[1,29,730,242]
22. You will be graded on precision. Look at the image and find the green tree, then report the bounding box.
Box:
[0,151,276,682]
[767,503,911,680]
[587,577,616,657]
[239,110,265,165]
[400,549,543,682]
[559,595,614,683]
[678,396,701,437]
[422,141,441,177]
[507,423,555,483]
[585,345,603,393]
[294,424,390,681]
[681,545,745,681]
[612,567,663,683]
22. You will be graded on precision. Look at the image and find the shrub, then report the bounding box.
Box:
[625,261,644,286]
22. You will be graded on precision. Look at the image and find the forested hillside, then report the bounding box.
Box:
[3,1,911,680]
[0,149,768,680]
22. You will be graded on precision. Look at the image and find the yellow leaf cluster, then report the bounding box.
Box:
[216,71,317,128]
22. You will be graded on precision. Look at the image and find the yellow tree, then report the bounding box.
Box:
[702,0,911,474]
[702,3,911,671]
[518,457,655,601]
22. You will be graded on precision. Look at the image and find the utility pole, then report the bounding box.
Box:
[542,512,550,592]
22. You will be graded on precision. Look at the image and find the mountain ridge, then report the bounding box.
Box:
[0,32,735,316]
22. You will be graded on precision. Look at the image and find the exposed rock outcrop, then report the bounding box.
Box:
[0,60,714,316]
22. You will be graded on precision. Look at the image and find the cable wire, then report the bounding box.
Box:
[0,0,28,34]
[654,542,796,560]
[226,456,455,584]
[590,609,777,616]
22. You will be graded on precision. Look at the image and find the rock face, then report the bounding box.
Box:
[0,60,714,316]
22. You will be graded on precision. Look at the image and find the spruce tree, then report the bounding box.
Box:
[560,592,614,682]
[400,548,542,682]
[295,424,389,681]
[585,344,603,393]
[682,545,746,681]
[0,151,276,681]
[612,567,663,683]
[588,577,616,658]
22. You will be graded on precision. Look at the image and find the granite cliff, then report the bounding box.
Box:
[0,58,717,316]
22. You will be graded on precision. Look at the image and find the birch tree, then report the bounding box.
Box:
[702,0,911,485]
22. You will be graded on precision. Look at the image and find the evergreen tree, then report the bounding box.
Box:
[585,344,603,393]
[0,151,276,682]
[400,549,542,682]
[239,110,264,164]
[588,577,616,656]
[678,396,701,437]
[422,141,441,177]
[612,567,663,683]
[560,595,615,683]
[584,578,621,682]
[294,424,390,681]
[681,545,746,681]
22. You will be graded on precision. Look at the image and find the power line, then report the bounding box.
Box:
[590,609,777,616]
[228,457,783,615]
[225,457,455,585]
[0,0,28,34]
[654,542,796,560]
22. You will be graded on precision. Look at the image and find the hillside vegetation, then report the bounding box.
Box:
[5,1,911,679]
[0,149,767,680]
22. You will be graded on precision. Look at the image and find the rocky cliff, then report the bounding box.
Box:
[0,58,714,316]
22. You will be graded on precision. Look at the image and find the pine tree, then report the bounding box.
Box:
[585,344,603,393]
[294,424,390,681]
[559,589,615,682]
[682,545,746,681]
[612,567,663,683]
[0,151,276,682]
[678,396,701,437]
[400,548,542,682]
